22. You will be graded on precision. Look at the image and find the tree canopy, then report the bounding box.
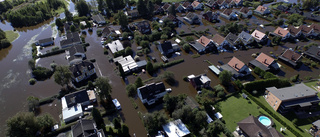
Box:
[53,66,72,87]
[137,0,148,17]
[0,28,11,49]
[219,70,232,86]
[76,0,90,17]
[302,0,319,10]
[95,76,112,100]
[117,11,128,28]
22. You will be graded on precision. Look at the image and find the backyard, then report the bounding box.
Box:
[216,93,297,137]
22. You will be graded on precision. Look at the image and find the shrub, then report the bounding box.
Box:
[29,78,36,85]
[96,29,102,37]
[183,43,191,52]
[217,91,225,98]
[244,78,291,92]
[311,62,317,68]
[162,59,184,68]
[183,76,188,82]
[126,84,136,97]
[185,36,194,42]
[32,67,53,80]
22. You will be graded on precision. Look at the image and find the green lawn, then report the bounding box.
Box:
[4,30,19,42]
[304,80,319,90]
[216,94,296,137]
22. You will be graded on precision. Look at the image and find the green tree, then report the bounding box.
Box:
[120,124,130,137]
[118,11,128,28]
[76,0,90,17]
[183,43,191,53]
[195,110,208,128]
[70,25,76,32]
[27,96,39,113]
[95,76,112,100]
[64,8,73,22]
[143,111,168,135]
[163,94,186,115]
[92,108,105,130]
[135,77,144,88]
[119,64,125,78]
[163,71,175,85]
[146,61,154,74]
[113,118,121,129]
[36,113,55,134]
[287,13,305,26]
[55,18,64,28]
[6,112,39,137]
[53,66,72,87]
[147,0,154,17]
[302,0,319,10]
[214,85,225,93]
[272,36,281,45]
[168,4,176,16]
[124,47,133,56]
[126,84,136,97]
[137,0,148,17]
[219,70,232,86]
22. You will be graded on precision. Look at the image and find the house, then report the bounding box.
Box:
[265,83,320,114]
[254,5,270,15]
[304,11,320,22]
[272,27,290,40]
[220,9,237,20]
[188,74,211,90]
[125,10,139,18]
[65,44,86,62]
[183,12,200,24]
[215,0,226,8]
[61,89,96,123]
[287,25,302,38]
[157,41,176,56]
[238,31,254,45]
[163,14,181,25]
[224,0,235,8]
[37,37,54,47]
[304,46,320,62]
[233,0,243,6]
[225,32,240,47]
[237,116,284,137]
[251,30,267,43]
[60,32,81,48]
[299,23,320,38]
[154,4,164,15]
[249,52,280,71]
[220,57,251,78]
[182,2,193,11]
[287,7,303,15]
[311,120,320,137]
[212,34,228,49]
[92,14,105,24]
[107,40,124,54]
[134,20,151,34]
[162,3,171,11]
[191,1,203,10]
[101,27,116,38]
[206,0,216,8]
[278,49,302,68]
[113,55,147,74]
[69,60,96,83]
[276,5,289,12]
[190,36,215,53]
[71,119,105,137]
[202,11,219,22]
[173,3,185,13]
[162,119,190,137]
[238,7,252,18]
[137,82,167,105]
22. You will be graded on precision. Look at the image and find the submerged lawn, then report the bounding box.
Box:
[216,94,297,137]
[4,30,19,42]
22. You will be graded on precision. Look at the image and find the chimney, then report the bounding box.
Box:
[278,30,281,34]
[255,33,258,37]
[201,38,203,44]
[235,63,238,69]
[291,55,295,60]
[264,59,267,63]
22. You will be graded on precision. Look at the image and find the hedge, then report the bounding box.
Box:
[39,95,58,105]
[162,59,184,68]
[244,78,291,92]
[241,89,303,137]
[253,12,273,22]
[38,48,65,58]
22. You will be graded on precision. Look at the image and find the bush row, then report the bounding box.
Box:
[253,12,273,22]
[39,95,58,105]
[162,59,184,68]
[244,78,291,92]
[241,89,303,137]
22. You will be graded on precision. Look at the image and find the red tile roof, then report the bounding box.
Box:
[281,49,302,62]
[256,52,275,67]
[251,30,266,40]
[183,2,191,7]
[192,1,201,7]
[299,25,313,34]
[240,7,250,14]
[228,57,245,72]
[287,25,300,36]
[198,36,211,47]
[273,27,289,38]
[256,5,268,12]
[212,34,225,45]
[311,23,320,33]
[233,0,242,4]
[222,9,234,16]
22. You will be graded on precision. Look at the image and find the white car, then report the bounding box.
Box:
[112,99,121,110]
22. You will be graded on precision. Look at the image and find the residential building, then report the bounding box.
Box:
[220,9,237,20]
[238,7,252,18]
[65,44,86,62]
[162,119,190,137]
[60,32,81,48]
[224,0,235,8]
[215,0,226,8]
[69,60,96,83]
[71,119,105,137]
[254,5,270,15]
[299,23,320,38]
[276,5,289,12]
[134,20,151,34]
[249,52,280,71]
[237,116,284,137]
[101,27,116,38]
[92,14,105,24]
[238,31,254,45]
[154,4,164,15]
[251,30,267,43]
[37,37,54,47]
[191,1,203,10]
[163,14,181,25]
[162,3,171,11]
[113,55,147,74]
[182,2,193,11]
[157,41,179,56]
[190,36,215,53]
[278,49,302,68]
[183,12,200,24]
[304,46,320,62]
[225,32,240,47]
[265,83,320,114]
[287,25,302,38]
[107,40,124,54]
[206,0,216,8]
[137,82,167,105]
[233,0,243,6]
[202,11,219,22]
[220,57,251,78]
[212,34,228,49]
[272,27,290,40]
[188,74,211,90]
[173,3,184,13]
[62,89,96,123]
[311,120,320,137]
[125,10,139,18]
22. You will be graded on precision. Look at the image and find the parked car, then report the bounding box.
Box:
[112,99,121,110]
[161,56,168,63]
[218,60,224,65]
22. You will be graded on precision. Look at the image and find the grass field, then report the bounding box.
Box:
[5,31,19,42]
[216,94,296,137]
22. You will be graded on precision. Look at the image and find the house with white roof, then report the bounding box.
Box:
[162,119,191,137]
[107,40,124,54]
[113,55,147,74]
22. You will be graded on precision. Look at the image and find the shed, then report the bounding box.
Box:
[208,65,221,75]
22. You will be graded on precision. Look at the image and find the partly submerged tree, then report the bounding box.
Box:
[53,66,72,87]
[219,70,232,87]
[95,76,112,100]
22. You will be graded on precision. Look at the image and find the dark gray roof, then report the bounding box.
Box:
[38,37,53,44]
[138,82,165,100]
[220,64,239,76]
[238,31,252,42]
[266,83,318,101]
[92,14,105,23]
[64,89,89,108]
[304,46,320,62]
[281,96,320,107]
[158,41,173,55]
[136,60,147,67]
[60,32,81,47]
[69,60,95,78]
[67,44,85,62]
[313,120,320,128]
[225,33,238,46]
[72,119,97,137]
[186,12,198,20]
[249,60,269,71]
[190,42,205,52]
[102,27,115,37]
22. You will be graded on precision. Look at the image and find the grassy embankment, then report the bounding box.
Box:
[4,30,19,42]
